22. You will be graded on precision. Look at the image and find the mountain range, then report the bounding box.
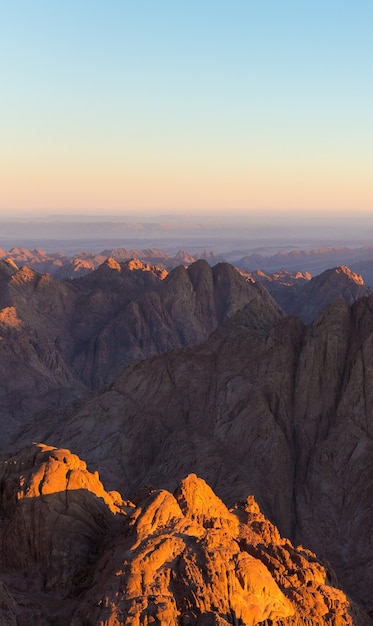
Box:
[0,252,373,623]
[3,244,373,283]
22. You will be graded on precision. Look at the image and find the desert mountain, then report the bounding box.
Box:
[4,243,373,282]
[0,246,226,279]
[350,259,373,287]
[286,265,371,323]
[0,443,368,625]
[0,258,281,446]
[16,290,373,612]
[251,266,371,323]
[245,269,312,312]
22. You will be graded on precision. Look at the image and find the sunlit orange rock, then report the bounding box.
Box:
[0,443,125,600]
[73,475,368,625]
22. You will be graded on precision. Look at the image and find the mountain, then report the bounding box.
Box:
[0,246,226,279]
[245,269,312,312]
[260,265,371,323]
[0,258,281,446]
[0,259,85,444]
[350,259,373,287]
[286,265,371,323]
[0,443,368,625]
[16,291,373,611]
[3,250,373,616]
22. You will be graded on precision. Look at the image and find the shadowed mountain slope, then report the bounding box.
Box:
[0,258,281,446]
[248,266,372,323]
[15,292,373,611]
[283,265,372,323]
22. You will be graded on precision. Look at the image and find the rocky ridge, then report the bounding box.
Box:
[0,247,226,279]
[283,266,371,323]
[16,290,373,611]
[248,266,371,323]
[0,258,281,446]
[0,444,368,625]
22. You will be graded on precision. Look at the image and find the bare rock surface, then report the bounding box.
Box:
[247,266,372,323]
[0,442,363,625]
[16,291,373,611]
[0,259,281,446]
[285,266,371,323]
[0,443,125,624]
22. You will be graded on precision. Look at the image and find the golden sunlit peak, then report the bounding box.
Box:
[0,307,22,328]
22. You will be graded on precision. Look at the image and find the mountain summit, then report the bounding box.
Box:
[0,444,367,625]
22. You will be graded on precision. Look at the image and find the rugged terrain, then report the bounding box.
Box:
[14,289,373,613]
[3,244,373,283]
[0,257,280,446]
[1,253,373,622]
[0,443,368,625]
[250,266,371,322]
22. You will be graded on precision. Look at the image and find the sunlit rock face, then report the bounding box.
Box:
[15,291,373,612]
[72,474,369,626]
[0,444,124,601]
[0,447,368,625]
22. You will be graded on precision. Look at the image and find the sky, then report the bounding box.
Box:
[0,0,372,218]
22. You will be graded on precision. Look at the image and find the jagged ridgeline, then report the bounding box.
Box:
[0,255,373,623]
[0,257,281,445]
[0,444,369,625]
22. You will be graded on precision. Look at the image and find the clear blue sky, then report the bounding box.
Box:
[0,0,372,215]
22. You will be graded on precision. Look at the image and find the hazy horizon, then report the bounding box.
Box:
[1,212,373,257]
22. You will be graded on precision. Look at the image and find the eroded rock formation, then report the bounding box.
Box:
[0,446,368,625]
[0,259,281,446]
[17,291,373,611]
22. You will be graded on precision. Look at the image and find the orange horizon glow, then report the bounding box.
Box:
[1,154,372,216]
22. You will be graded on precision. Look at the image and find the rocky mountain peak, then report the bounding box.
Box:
[9,265,38,286]
[0,258,19,276]
[123,258,148,271]
[100,256,121,271]
[284,264,371,323]
[174,473,239,533]
[71,471,367,625]
[0,446,369,623]
[0,443,123,514]
[323,264,365,285]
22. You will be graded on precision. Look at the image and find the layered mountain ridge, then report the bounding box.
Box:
[3,244,373,283]
[0,258,280,447]
[1,253,373,621]
[14,288,373,612]
[250,265,371,323]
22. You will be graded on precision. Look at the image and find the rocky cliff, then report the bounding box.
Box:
[0,444,367,625]
[0,259,281,446]
[15,291,373,612]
